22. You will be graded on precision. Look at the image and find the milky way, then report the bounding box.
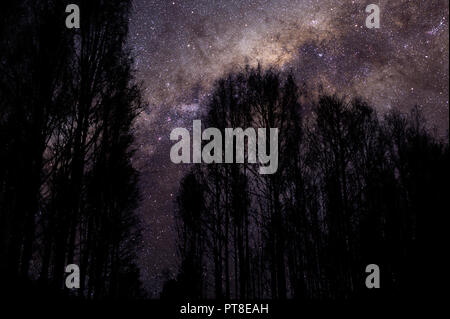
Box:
[128,0,449,296]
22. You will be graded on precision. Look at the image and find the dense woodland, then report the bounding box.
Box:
[163,67,449,300]
[0,0,144,299]
[0,0,448,302]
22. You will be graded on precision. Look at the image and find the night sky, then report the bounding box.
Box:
[128,0,449,296]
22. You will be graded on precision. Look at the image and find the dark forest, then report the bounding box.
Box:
[0,0,448,305]
[163,67,449,300]
[1,0,144,299]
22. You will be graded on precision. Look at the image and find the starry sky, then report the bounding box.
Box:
[128,0,449,296]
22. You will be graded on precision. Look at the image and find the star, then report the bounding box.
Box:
[129,0,449,295]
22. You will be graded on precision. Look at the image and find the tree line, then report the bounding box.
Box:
[0,0,144,299]
[164,66,449,300]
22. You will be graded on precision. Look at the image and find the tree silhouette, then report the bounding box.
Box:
[0,0,144,299]
[171,67,449,300]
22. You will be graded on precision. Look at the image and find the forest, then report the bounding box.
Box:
[0,0,448,302]
[0,0,144,299]
[163,67,449,300]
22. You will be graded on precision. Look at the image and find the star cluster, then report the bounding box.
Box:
[128,0,449,296]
